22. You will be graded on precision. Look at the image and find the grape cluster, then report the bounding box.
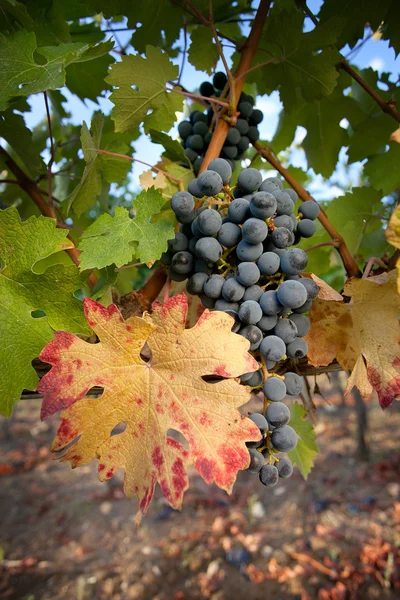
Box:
[246,371,303,485]
[163,158,320,483]
[178,72,263,174]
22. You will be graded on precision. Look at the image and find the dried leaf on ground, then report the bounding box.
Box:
[38,294,259,521]
[305,271,400,408]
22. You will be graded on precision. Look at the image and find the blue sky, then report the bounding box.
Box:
[23,0,400,199]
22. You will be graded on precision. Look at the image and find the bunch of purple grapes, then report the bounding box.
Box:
[162,157,320,484]
[246,371,303,485]
[178,72,263,174]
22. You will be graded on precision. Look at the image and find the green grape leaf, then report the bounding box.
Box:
[284,166,310,187]
[288,439,317,480]
[48,89,70,120]
[149,129,186,162]
[364,142,400,196]
[187,26,218,75]
[106,45,183,134]
[78,188,175,270]
[248,4,342,112]
[0,0,35,34]
[0,108,45,174]
[90,266,118,305]
[0,30,111,110]
[300,98,348,178]
[66,52,114,102]
[350,68,386,115]
[128,0,183,53]
[288,402,319,452]
[382,1,400,56]
[318,0,392,49]
[8,0,91,46]
[287,402,319,480]
[68,112,133,215]
[324,187,383,257]
[0,207,90,417]
[347,113,395,164]
[271,109,299,153]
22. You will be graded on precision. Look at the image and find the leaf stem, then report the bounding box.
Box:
[362,256,387,278]
[178,21,188,85]
[163,277,172,303]
[43,91,55,207]
[305,241,340,252]
[96,149,183,183]
[252,141,361,278]
[115,261,145,272]
[235,56,285,80]
[165,86,229,108]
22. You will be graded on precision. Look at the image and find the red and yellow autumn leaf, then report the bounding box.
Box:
[305,271,400,408]
[38,294,259,521]
[386,205,400,293]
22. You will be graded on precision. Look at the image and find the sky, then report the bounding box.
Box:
[22,0,400,201]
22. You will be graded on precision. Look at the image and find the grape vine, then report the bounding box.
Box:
[0,0,399,514]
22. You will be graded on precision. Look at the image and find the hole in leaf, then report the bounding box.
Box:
[88,386,104,398]
[140,342,152,363]
[31,309,46,319]
[111,422,127,437]
[33,51,47,65]
[53,434,82,458]
[201,374,225,384]
[167,428,189,451]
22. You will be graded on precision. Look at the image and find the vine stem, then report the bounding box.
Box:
[338,59,400,124]
[134,0,272,308]
[200,0,272,172]
[134,265,168,310]
[96,149,182,184]
[0,145,97,288]
[168,81,209,107]
[252,141,361,278]
[166,86,230,108]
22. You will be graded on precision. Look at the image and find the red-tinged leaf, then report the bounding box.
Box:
[305,271,400,408]
[38,294,259,522]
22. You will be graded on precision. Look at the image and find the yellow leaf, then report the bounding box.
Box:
[303,272,343,301]
[390,128,400,144]
[305,271,400,408]
[139,168,168,191]
[38,295,259,522]
[386,204,400,293]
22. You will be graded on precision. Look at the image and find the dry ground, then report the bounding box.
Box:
[0,389,399,600]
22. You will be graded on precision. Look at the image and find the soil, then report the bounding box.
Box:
[1,389,399,600]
